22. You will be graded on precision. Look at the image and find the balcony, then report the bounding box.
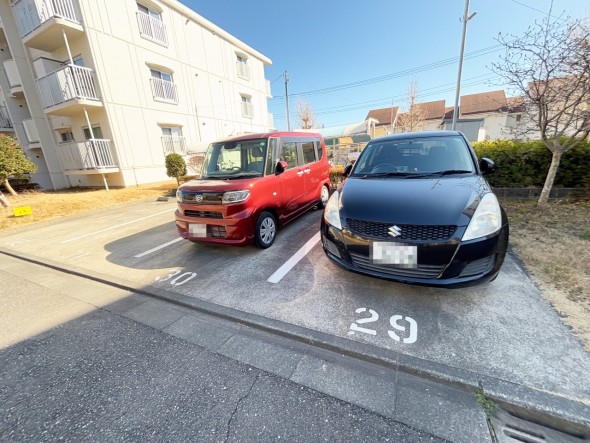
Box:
[268,112,274,129]
[150,77,178,104]
[12,0,83,52]
[3,60,24,97]
[136,11,167,47]
[37,64,102,115]
[0,106,13,130]
[161,135,187,155]
[57,139,119,173]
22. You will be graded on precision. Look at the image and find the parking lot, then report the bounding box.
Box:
[1,198,589,413]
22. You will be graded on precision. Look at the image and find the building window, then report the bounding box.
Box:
[236,53,250,80]
[136,3,168,46]
[59,131,74,143]
[241,95,253,118]
[83,125,103,140]
[150,69,178,103]
[161,126,187,155]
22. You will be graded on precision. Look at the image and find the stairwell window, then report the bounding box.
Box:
[150,69,178,103]
[241,95,254,118]
[236,53,250,80]
[137,3,168,46]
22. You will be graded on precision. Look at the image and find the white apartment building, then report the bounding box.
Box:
[0,0,273,190]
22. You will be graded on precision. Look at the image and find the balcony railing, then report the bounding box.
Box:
[136,11,167,46]
[150,77,178,103]
[37,64,99,109]
[12,0,80,37]
[236,61,250,80]
[241,101,254,118]
[57,139,117,171]
[161,135,187,155]
[0,106,12,129]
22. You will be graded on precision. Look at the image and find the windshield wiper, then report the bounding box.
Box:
[359,172,413,179]
[410,170,473,178]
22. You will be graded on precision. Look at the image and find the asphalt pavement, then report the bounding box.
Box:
[1,254,489,442]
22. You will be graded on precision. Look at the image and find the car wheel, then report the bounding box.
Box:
[255,211,277,249]
[317,185,330,209]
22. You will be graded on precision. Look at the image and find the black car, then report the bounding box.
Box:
[321,131,509,288]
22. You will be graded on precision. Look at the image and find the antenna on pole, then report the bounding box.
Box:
[284,71,291,131]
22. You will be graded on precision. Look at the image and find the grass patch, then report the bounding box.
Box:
[475,389,497,417]
[0,181,176,232]
[501,198,590,351]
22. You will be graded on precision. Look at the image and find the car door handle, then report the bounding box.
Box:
[297,170,304,176]
[303,168,311,174]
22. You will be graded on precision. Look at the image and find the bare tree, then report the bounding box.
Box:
[296,99,318,129]
[491,14,590,206]
[396,78,427,133]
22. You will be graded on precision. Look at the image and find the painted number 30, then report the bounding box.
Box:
[349,308,417,344]
[155,269,197,286]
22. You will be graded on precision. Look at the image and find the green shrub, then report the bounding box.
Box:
[165,153,187,186]
[472,140,590,188]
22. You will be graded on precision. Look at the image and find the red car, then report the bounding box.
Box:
[176,132,331,248]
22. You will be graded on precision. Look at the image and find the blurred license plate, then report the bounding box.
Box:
[188,223,207,237]
[371,242,417,267]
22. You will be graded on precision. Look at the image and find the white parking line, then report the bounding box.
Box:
[134,237,184,258]
[60,209,174,244]
[267,232,321,284]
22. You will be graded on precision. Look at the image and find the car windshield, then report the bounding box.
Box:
[351,135,476,178]
[202,138,268,179]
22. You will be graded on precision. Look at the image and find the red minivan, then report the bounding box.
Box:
[175,132,331,248]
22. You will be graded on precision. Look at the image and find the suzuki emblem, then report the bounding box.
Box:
[194,194,203,202]
[388,225,402,238]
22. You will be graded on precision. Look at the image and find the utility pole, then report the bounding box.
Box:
[284,71,291,131]
[452,0,476,130]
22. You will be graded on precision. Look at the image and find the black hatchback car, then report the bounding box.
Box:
[321,131,509,288]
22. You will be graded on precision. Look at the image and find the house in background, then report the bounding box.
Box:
[396,99,446,133]
[365,106,398,137]
[0,0,273,190]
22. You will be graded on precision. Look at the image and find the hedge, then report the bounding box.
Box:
[328,140,590,189]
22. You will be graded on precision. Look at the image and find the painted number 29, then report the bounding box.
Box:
[349,307,417,344]
[155,269,197,286]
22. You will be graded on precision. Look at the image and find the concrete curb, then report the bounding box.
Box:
[2,247,589,436]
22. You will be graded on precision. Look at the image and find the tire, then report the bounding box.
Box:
[254,211,277,249]
[317,185,330,210]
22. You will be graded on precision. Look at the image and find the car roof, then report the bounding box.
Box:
[369,130,464,143]
[212,131,322,143]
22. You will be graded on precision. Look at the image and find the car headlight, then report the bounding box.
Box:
[462,193,502,241]
[323,190,342,230]
[176,189,184,202]
[222,190,250,204]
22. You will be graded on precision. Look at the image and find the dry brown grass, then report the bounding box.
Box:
[0,181,176,232]
[501,199,590,351]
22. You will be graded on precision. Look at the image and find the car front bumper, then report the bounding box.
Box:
[320,219,509,288]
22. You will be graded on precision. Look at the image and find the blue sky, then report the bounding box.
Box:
[184,0,590,130]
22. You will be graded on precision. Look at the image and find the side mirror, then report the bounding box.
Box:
[343,163,353,177]
[275,160,288,175]
[479,158,495,175]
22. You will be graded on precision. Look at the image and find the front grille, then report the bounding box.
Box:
[349,251,444,279]
[184,210,223,219]
[347,218,456,241]
[182,192,224,204]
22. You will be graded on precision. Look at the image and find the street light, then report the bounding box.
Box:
[452,0,477,130]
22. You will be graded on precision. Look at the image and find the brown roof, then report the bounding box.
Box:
[506,96,525,113]
[410,100,446,120]
[460,90,507,115]
[443,106,454,120]
[366,107,399,125]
